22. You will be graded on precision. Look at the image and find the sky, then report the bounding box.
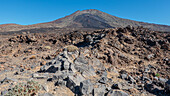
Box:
[0,0,170,25]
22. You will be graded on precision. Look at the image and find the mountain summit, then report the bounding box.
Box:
[0,9,170,32]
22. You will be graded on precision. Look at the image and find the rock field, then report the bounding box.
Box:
[0,26,169,96]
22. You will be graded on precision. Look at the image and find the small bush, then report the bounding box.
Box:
[6,80,41,96]
[155,73,160,77]
[66,45,78,52]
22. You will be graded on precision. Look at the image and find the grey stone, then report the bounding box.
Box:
[82,65,96,78]
[70,64,77,72]
[74,56,88,65]
[101,34,105,38]
[80,79,94,95]
[39,93,54,96]
[159,78,168,83]
[128,75,135,84]
[66,74,85,93]
[94,92,105,96]
[107,67,118,73]
[148,64,155,69]
[68,74,85,86]
[99,77,107,84]
[107,90,129,96]
[32,73,49,79]
[53,60,62,67]
[55,79,67,86]
[53,73,68,80]
[120,74,128,79]
[63,60,70,70]
[75,64,88,73]
[63,50,69,59]
[101,71,107,77]
[67,51,79,61]
[51,59,56,64]
[92,58,104,70]
[94,84,106,96]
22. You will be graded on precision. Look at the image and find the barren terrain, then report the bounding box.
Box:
[0,26,169,96]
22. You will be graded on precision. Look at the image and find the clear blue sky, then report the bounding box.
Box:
[0,0,170,25]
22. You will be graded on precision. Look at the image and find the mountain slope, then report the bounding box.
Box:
[0,9,170,32]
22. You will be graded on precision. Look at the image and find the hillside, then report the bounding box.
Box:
[0,9,170,32]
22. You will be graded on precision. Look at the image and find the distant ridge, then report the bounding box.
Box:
[0,9,170,32]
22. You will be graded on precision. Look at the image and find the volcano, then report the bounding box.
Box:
[0,9,170,32]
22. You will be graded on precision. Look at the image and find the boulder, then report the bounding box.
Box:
[66,74,85,93]
[80,79,94,95]
[93,84,106,96]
